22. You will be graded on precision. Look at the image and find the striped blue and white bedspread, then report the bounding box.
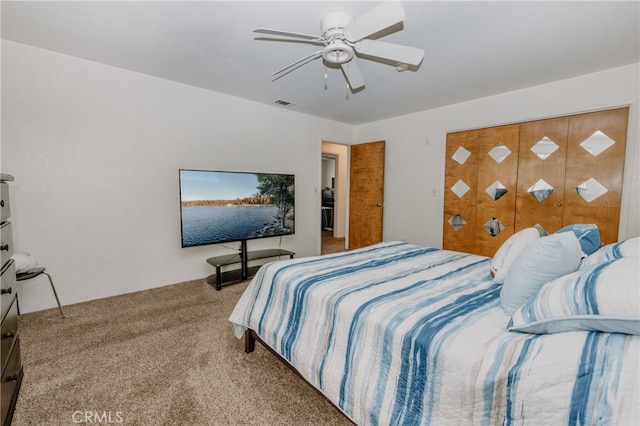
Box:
[229,241,639,425]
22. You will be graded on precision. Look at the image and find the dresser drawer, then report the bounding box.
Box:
[0,221,13,267]
[0,182,9,224]
[1,260,16,321]
[0,336,22,426]
[1,298,18,374]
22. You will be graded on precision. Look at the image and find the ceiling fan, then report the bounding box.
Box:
[253,1,424,91]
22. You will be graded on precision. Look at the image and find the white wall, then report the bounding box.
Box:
[1,41,354,313]
[355,63,640,248]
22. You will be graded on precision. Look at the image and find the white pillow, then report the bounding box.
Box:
[580,236,639,269]
[11,252,38,273]
[490,227,541,284]
[500,232,582,315]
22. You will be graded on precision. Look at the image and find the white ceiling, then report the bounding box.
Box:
[2,1,639,125]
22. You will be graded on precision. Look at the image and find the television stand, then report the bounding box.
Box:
[206,244,294,290]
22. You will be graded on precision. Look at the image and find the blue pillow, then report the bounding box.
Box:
[557,224,601,255]
[508,257,640,335]
[500,232,582,314]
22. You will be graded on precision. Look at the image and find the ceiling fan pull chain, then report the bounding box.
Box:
[345,63,349,99]
[324,65,328,90]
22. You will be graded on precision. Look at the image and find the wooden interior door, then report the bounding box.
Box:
[515,117,569,233]
[443,130,479,253]
[473,124,520,257]
[563,107,628,245]
[349,141,385,249]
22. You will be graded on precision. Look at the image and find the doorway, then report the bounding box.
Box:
[321,143,347,254]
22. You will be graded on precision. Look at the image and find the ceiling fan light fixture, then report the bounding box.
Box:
[323,41,354,64]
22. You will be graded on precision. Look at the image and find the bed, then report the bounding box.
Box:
[229,239,639,425]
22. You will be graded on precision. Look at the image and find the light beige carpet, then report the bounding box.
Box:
[13,279,352,425]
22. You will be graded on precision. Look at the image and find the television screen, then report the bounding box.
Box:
[179,169,295,247]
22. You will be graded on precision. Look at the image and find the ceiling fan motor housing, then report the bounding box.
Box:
[321,11,355,64]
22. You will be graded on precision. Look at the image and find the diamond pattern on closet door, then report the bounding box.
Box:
[448,214,467,231]
[531,137,560,160]
[528,179,555,202]
[443,130,480,254]
[573,130,615,203]
[485,180,508,201]
[516,118,569,235]
[580,130,615,156]
[452,146,472,165]
[473,124,520,257]
[488,143,511,163]
[443,108,628,257]
[528,137,559,203]
[451,179,470,198]
[483,217,505,237]
[564,108,628,245]
[575,178,608,202]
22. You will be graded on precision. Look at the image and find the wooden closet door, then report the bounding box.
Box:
[473,124,520,257]
[443,107,628,256]
[443,130,479,253]
[516,117,569,233]
[564,108,628,244]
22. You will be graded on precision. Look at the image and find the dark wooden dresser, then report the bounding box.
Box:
[1,173,22,426]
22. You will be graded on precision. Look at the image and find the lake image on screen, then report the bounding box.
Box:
[181,205,286,246]
[179,170,295,247]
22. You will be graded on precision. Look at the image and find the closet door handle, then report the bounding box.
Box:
[0,244,8,251]
[0,200,4,207]
[1,287,11,295]
[557,202,562,207]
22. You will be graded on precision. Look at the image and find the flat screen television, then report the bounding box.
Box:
[179,169,295,248]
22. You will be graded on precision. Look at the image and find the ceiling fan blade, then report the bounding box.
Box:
[345,2,405,42]
[355,39,424,66]
[341,61,365,90]
[254,28,325,43]
[271,50,323,81]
